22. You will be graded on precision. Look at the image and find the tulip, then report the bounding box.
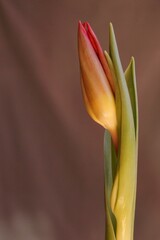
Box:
[77,22,138,240]
[78,21,118,149]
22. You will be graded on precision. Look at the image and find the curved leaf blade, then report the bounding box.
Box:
[109,23,137,240]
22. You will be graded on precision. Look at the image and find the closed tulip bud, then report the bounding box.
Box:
[78,21,118,149]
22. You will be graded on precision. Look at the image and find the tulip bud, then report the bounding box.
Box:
[78,21,118,149]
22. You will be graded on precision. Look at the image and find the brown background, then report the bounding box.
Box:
[0,0,160,239]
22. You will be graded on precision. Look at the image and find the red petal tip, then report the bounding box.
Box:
[78,20,87,35]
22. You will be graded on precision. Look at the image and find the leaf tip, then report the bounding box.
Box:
[109,22,114,36]
[125,56,135,75]
[131,56,135,68]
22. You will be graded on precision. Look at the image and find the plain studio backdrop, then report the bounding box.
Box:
[0,0,159,239]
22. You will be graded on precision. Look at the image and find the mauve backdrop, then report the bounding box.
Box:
[0,0,159,239]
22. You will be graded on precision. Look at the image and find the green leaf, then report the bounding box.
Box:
[109,23,137,240]
[104,130,117,240]
[104,51,122,141]
[125,58,139,238]
[125,58,138,140]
